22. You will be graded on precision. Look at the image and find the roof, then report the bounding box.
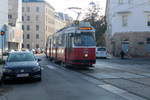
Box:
[10,51,32,54]
[22,0,45,2]
[22,0,55,10]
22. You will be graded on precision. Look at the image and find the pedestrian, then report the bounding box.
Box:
[120,50,125,59]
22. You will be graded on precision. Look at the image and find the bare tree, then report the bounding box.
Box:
[83,1,107,46]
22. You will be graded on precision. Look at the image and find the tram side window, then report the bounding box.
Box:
[61,35,65,46]
[56,37,60,47]
[74,35,82,46]
[58,37,61,46]
[56,36,63,46]
[53,38,56,47]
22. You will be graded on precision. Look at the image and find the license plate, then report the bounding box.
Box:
[17,74,29,77]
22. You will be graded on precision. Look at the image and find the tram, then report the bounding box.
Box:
[45,21,96,67]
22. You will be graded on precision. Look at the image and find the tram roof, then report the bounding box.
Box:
[55,21,95,34]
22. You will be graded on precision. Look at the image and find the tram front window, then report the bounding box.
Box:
[74,34,96,46]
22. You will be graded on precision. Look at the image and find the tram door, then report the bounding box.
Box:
[122,41,129,53]
[66,34,72,62]
[49,39,51,57]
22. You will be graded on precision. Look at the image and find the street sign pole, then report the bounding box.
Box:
[0,31,5,60]
[1,35,3,60]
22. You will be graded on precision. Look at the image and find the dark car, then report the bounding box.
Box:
[2,51,41,82]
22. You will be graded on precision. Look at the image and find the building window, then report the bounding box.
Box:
[148,15,150,26]
[27,34,30,39]
[36,44,39,48]
[36,7,40,12]
[27,44,30,49]
[128,0,133,4]
[146,38,150,52]
[22,16,24,21]
[36,15,39,21]
[8,14,12,19]
[27,25,30,31]
[46,26,48,31]
[122,15,128,26]
[22,25,24,30]
[36,34,39,39]
[22,7,24,12]
[27,7,30,12]
[22,44,24,48]
[118,0,123,4]
[121,40,129,53]
[36,25,39,31]
[27,16,30,21]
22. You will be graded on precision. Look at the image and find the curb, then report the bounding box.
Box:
[0,65,2,85]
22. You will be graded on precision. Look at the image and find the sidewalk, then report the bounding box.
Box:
[0,64,3,81]
[107,54,150,61]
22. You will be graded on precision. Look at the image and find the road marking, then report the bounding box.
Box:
[47,65,56,70]
[98,84,146,100]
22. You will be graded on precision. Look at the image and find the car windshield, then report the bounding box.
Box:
[97,48,106,51]
[7,53,35,62]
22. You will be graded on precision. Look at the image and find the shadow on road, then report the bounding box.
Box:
[65,65,95,73]
[2,79,40,85]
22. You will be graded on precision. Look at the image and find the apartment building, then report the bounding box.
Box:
[22,0,55,49]
[106,0,150,57]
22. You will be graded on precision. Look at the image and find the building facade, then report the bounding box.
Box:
[22,0,55,49]
[0,0,23,54]
[106,0,150,57]
[8,0,23,50]
[0,0,8,54]
[54,13,67,32]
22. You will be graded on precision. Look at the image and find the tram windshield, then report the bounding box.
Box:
[74,33,96,46]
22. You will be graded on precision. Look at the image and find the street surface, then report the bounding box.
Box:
[0,54,150,100]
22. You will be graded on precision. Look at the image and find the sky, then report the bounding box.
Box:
[46,0,106,19]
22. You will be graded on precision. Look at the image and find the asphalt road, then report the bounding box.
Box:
[0,54,150,100]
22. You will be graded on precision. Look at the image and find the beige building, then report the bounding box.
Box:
[54,13,67,32]
[8,0,23,50]
[22,0,55,49]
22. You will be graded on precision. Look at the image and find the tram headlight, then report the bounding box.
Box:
[84,54,88,57]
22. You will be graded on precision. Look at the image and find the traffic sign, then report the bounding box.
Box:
[0,31,5,36]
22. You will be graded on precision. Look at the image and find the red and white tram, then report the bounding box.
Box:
[45,21,96,67]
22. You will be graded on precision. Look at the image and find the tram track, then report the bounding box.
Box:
[46,60,150,100]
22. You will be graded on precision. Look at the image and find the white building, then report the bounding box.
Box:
[0,0,8,54]
[8,0,23,50]
[0,0,23,54]
[0,0,8,29]
[106,0,150,57]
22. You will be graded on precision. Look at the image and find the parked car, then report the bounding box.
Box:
[41,48,45,53]
[2,51,42,82]
[35,48,41,54]
[96,47,108,58]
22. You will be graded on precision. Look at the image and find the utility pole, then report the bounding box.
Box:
[67,7,82,20]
